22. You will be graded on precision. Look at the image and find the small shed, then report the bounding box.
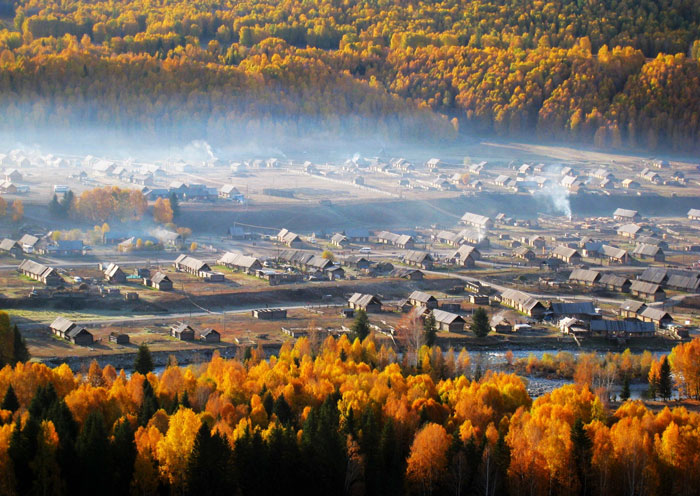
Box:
[109,332,130,345]
[200,328,221,343]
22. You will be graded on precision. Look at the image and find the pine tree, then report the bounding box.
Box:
[1,384,19,412]
[12,325,29,364]
[351,309,370,341]
[138,379,159,426]
[620,375,631,401]
[571,418,592,496]
[470,308,490,338]
[272,394,293,425]
[659,357,673,401]
[186,424,235,495]
[48,194,61,217]
[423,313,437,347]
[111,419,136,496]
[8,417,40,495]
[75,411,111,495]
[133,343,154,375]
[29,383,59,420]
[169,192,180,218]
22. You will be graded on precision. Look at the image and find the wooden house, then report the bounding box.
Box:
[589,319,655,339]
[499,289,546,318]
[0,238,22,258]
[252,308,288,319]
[103,263,126,283]
[277,229,303,248]
[513,246,536,262]
[377,231,414,249]
[109,332,130,345]
[432,309,466,332]
[629,280,666,302]
[331,233,349,248]
[568,269,601,286]
[217,252,262,274]
[174,254,224,281]
[348,293,382,312]
[619,300,646,319]
[633,244,665,262]
[200,328,221,343]
[408,291,438,309]
[149,272,173,291]
[171,323,195,341]
[460,212,492,229]
[617,224,642,239]
[613,208,641,222]
[638,307,672,328]
[403,251,434,269]
[18,259,62,286]
[599,274,631,292]
[551,246,581,264]
[50,317,93,345]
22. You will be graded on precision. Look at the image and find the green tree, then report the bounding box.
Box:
[111,418,136,495]
[423,312,437,347]
[571,418,592,496]
[138,379,159,426]
[75,411,111,495]
[273,394,293,426]
[351,309,370,341]
[659,357,673,401]
[12,325,29,364]
[470,308,490,338]
[1,384,19,412]
[186,424,235,495]
[620,375,631,401]
[9,417,40,495]
[134,343,154,375]
[48,194,61,217]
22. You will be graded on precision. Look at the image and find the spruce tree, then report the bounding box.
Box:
[111,419,136,496]
[659,357,673,401]
[133,343,154,375]
[423,312,437,347]
[620,375,631,401]
[272,394,293,425]
[8,417,40,495]
[75,411,111,495]
[169,192,180,218]
[138,379,159,426]
[12,325,29,364]
[571,418,592,496]
[470,307,491,338]
[186,424,235,495]
[1,384,19,412]
[351,309,370,341]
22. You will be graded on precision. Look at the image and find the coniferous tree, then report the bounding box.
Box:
[169,192,180,218]
[186,424,235,495]
[75,411,111,495]
[1,384,19,412]
[571,418,592,496]
[659,357,673,401]
[378,419,404,496]
[29,383,59,420]
[620,375,631,401]
[301,395,346,496]
[470,308,491,338]
[111,419,136,496]
[423,313,437,347]
[8,417,40,495]
[133,343,154,375]
[272,393,293,426]
[351,309,370,341]
[138,379,159,426]
[12,325,29,364]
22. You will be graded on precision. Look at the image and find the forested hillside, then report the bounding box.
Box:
[1,336,700,495]
[1,0,700,148]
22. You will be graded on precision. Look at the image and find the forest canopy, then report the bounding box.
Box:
[1,0,700,149]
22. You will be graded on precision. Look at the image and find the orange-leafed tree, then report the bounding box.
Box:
[406,422,451,494]
[153,198,174,224]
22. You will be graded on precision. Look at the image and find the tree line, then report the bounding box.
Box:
[1,332,700,495]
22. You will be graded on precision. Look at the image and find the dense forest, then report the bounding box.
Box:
[1,0,700,148]
[1,334,700,496]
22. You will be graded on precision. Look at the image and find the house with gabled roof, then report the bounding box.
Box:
[348,293,382,312]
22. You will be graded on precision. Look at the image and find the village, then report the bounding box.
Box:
[0,144,698,367]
